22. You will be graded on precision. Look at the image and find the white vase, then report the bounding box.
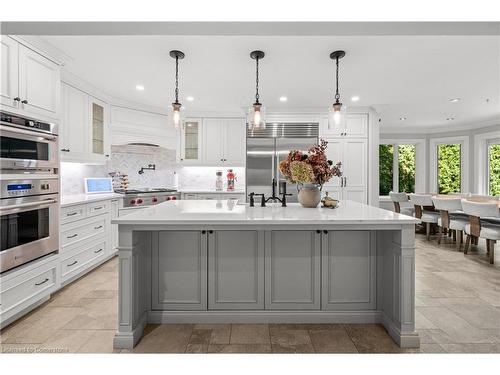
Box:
[297,184,321,208]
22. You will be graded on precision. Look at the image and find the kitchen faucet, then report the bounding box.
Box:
[265,178,292,207]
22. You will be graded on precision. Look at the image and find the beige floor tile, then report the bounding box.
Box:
[270,329,314,353]
[81,290,117,299]
[62,298,117,330]
[133,324,193,353]
[415,310,438,329]
[39,329,95,353]
[309,328,358,353]
[208,344,272,353]
[230,324,270,344]
[439,343,500,353]
[192,324,231,345]
[77,330,119,353]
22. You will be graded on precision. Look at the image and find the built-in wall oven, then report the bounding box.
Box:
[0,111,58,170]
[0,179,60,273]
[0,111,60,273]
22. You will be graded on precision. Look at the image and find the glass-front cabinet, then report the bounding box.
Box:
[180,118,202,163]
[89,97,109,159]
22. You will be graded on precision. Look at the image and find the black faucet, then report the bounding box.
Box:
[138,164,156,175]
[264,178,292,207]
[248,192,266,207]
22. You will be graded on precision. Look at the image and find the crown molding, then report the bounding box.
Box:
[381,116,500,135]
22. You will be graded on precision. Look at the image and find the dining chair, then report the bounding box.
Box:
[409,194,440,240]
[431,197,468,250]
[461,200,500,264]
[389,192,415,217]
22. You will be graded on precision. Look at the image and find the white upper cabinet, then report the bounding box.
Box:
[321,113,368,138]
[1,36,60,121]
[1,36,19,110]
[185,117,245,166]
[202,118,224,164]
[18,45,60,120]
[61,82,109,163]
[180,118,203,164]
[61,83,88,157]
[223,119,246,165]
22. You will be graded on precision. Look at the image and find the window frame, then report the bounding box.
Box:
[429,136,469,194]
[473,131,500,195]
[379,138,425,196]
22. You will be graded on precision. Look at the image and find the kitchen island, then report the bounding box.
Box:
[112,199,420,349]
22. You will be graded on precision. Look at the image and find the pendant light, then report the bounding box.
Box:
[247,50,266,130]
[169,50,185,128]
[328,50,347,130]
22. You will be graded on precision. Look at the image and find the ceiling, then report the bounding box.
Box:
[40,34,500,129]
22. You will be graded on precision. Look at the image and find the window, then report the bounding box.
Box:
[437,144,461,194]
[488,139,500,196]
[379,143,416,195]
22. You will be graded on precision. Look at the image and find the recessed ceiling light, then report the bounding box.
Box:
[135,84,145,91]
[399,116,407,121]
[186,96,194,102]
[279,96,287,102]
[449,98,460,102]
[351,96,360,102]
[446,117,455,121]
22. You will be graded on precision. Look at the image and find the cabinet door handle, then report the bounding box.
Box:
[66,234,78,239]
[344,177,347,187]
[61,148,70,152]
[209,230,213,234]
[93,206,103,210]
[94,248,103,254]
[201,230,206,234]
[67,260,78,267]
[14,97,21,102]
[316,230,321,233]
[21,99,28,104]
[35,278,49,286]
[94,225,103,230]
[66,211,78,216]
[323,230,328,234]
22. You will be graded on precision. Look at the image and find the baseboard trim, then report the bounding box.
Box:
[113,312,147,349]
[148,310,382,324]
[381,312,420,348]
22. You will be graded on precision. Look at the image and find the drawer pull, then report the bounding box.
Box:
[94,248,103,254]
[35,278,49,286]
[93,206,104,210]
[67,260,78,267]
[67,234,78,239]
[66,212,78,216]
[94,225,103,230]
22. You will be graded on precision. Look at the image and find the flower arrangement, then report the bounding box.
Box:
[279,139,342,188]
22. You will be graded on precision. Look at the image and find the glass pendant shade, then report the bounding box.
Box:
[328,101,346,131]
[247,103,266,130]
[171,102,184,128]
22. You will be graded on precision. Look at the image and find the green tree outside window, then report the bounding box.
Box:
[379,144,393,196]
[398,145,416,193]
[437,144,461,194]
[489,143,500,196]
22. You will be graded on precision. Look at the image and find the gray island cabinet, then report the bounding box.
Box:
[112,200,420,349]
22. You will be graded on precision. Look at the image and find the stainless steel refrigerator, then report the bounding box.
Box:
[246,122,319,202]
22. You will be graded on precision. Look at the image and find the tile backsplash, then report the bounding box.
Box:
[60,163,108,195]
[177,166,246,191]
[109,144,177,189]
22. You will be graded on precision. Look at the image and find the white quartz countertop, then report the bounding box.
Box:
[180,189,246,194]
[113,199,417,226]
[61,193,123,207]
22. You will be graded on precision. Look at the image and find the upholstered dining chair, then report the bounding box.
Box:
[409,194,440,240]
[389,192,415,217]
[431,197,468,250]
[461,200,500,264]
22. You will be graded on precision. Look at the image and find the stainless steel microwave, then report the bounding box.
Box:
[0,111,59,171]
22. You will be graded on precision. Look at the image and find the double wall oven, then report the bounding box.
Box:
[0,111,60,273]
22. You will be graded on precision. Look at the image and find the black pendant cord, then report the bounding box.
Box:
[335,56,340,104]
[255,57,260,104]
[174,56,180,104]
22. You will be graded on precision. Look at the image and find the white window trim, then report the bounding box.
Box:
[474,130,500,194]
[379,138,426,196]
[429,135,469,194]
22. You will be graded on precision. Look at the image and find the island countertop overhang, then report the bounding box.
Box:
[113,200,418,226]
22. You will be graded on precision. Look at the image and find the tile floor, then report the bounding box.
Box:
[1,233,499,354]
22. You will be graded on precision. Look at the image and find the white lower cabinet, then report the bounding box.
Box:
[59,199,116,286]
[208,230,264,310]
[152,231,208,310]
[0,254,60,327]
[265,231,321,310]
[322,231,376,310]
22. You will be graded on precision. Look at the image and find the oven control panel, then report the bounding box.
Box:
[1,179,59,199]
